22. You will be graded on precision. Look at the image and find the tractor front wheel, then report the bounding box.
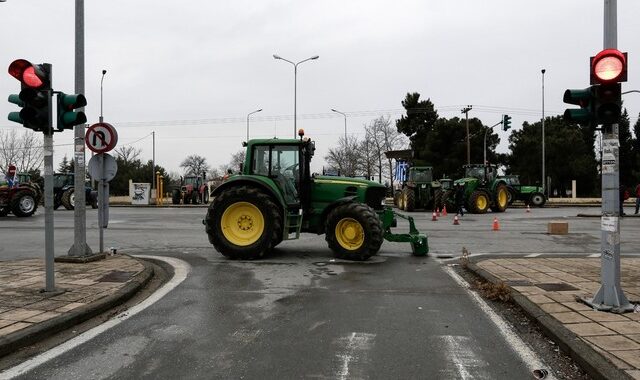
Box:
[469,190,490,214]
[172,190,181,204]
[61,189,75,210]
[205,186,282,260]
[490,184,509,212]
[325,203,383,261]
[530,192,546,207]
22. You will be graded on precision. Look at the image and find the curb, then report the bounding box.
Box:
[466,258,633,380]
[0,257,154,358]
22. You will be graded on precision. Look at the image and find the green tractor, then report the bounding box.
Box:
[444,164,509,214]
[499,175,546,207]
[395,166,444,212]
[203,135,428,261]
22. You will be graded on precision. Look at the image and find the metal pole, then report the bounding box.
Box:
[331,109,347,140]
[461,106,472,164]
[483,120,503,165]
[99,70,106,123]
[246,109,262,141]
[293,64,297,137]
[582,0,632,312]
[69,0,92,257]
[43,69,55,291]
[152,131,156,192]
[542,69,546,196]
[98,154,104,254]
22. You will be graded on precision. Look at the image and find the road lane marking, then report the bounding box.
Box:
[443,266,556,380]
[440,335,487,380]
[588,253,601,258]
[525,253,541,257]
[335,332,375,380]
[0,255,190,380]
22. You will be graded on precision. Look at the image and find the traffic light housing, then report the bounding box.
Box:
[563,87,595,125]
[7,59,52,132]
[502,114,511,131]
[590,49,626,126]
[57,92,87,131]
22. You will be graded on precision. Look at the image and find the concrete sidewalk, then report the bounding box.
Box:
[0,255,153,357]
[469,257,640,380]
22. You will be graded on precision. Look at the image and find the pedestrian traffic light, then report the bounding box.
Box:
[7,59,51,133]
[563,87,595,125]
[56,92,87,131]
[590,49,626,125]
[502,114,511,131]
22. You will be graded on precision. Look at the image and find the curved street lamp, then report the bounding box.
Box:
[246,108,263,141]
[331,108,347,140]
[273,54,319,137]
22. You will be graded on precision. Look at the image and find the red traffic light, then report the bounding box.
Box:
[591,49,626,84]
[8,59,45,88]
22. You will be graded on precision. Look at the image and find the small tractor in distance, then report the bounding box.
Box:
[203,132,428,261]
[444,164,509,214]
[172,175,209,205]
[53,173,98,210]
[394,166,443,212]
[0,174,40,217]
[499,174,546,207]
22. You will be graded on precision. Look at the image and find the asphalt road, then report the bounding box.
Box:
[1,205,637,379]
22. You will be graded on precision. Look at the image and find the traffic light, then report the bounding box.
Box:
[7,59,51,132]
[57,92,87,131]
[502,114,511,131]
[591,49,626,125]
[563,86,595,125]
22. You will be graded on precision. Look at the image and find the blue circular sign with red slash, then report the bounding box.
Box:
[86,122,118,154]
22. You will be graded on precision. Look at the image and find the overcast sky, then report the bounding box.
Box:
[1,1,639,177]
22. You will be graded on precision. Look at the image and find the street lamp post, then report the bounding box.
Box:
[461,105,473,164]
[273,54,319,137]
[246,108,263,141]
[541,69,546,197]
[99,69,106,123]
[331,108,347,140]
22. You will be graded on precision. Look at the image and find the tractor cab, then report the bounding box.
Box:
[463,164,498,184]
[407,167,433,184]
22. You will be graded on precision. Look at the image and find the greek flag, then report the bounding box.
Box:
[394,160,408,183]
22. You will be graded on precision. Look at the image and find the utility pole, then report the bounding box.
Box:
[461,105,473,164]
[152,131,156,193]
[541,69,546,196]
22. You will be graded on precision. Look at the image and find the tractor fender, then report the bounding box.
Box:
[316,196,358,234]
[211,176,287,208]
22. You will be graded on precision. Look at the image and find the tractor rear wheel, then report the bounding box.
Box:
[183,193,191,204]
[434,189,443,210]
[393,190,401,207]
[0,207,9,217]
[469,190,490,214]
[203,191,210,204]
[191,191,199,204]
[490,184,509,212]
[403,187,415,212]
[530,192,546,207]
[11,191,37,217]
[325,203,383,261]
[398,190,405,210]
[61,189,75,210]
[205,186,282,260]
[507,188,517,205]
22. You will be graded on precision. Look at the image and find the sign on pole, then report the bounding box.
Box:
[85,122,118,154]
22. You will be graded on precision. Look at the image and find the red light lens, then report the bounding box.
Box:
[8,59,31,81]
[594,56,623,81]
[22,66,43,88]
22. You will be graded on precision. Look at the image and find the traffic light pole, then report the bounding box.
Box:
[43,64,56,292]
[581,0,633,313]
[483,120,504,165]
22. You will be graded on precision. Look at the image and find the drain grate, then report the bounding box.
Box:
[97,270,135,283]
[536,283,579,291]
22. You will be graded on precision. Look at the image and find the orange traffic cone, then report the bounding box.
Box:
[526,205,531,213]
[442,205,448,216]
[432,211,438,221]
[492,217,500,231]
[453,215,460,225]
[436,208,441,217]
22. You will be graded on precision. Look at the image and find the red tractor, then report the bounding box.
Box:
[171,175,209,205]
[0,166,40,217]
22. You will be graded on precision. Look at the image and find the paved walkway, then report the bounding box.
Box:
[0,255,151,357]
[471,257,640,380]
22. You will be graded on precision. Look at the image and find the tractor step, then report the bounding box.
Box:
[284,209,303,240]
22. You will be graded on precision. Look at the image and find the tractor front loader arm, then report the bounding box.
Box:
[378,207,429,256]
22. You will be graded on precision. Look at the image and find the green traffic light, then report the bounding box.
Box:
[563,87,595,124]
[56,92,87,131]
[502,114,512,131]
[8,94,24,107]
[8,112,23,124]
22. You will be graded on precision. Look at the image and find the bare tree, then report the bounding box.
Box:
[364,116,408,187]
[325,135,361,177]
[114,146,142,166]
[181,154,210,175]
[359,131,379,181]
[0,129,43,174]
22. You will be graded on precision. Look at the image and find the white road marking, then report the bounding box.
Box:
[335,332,375,380]
[525,253,541,257]
[0,255,190,380]
[440,335,487,380]
[588,253,601,258]
[443,266,556,380]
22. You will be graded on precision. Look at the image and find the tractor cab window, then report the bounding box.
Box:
[252,144,300,204]
[184,176,199,186]
[409,169,432,182]
[504,176,520,186]
[465,167,485,179]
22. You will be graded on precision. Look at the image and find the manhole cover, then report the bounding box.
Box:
[97,270,135,283]
[536,283,579,291]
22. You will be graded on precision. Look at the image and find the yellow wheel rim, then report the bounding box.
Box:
[497,188,508,207]
[221,202,265,246]
[335,218,364,251]
[476,195,488,210]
